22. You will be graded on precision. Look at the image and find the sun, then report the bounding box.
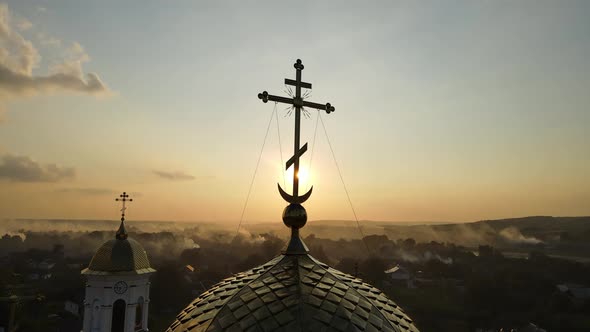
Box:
[297,166,309,184]
[283,165,312,189]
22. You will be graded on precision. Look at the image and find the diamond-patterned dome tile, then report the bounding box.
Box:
[274,309,295,325]
[307,294,322,308]
[238,316,257,330]
[260,291,278,304]
[233,305,249,319]
[320,300,338,314]
[281,293,299,308]
[351,314,367,329]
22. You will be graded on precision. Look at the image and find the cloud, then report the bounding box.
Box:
[0,4,109,102]
[153,170,196,181]
[39,35,61,48]
[56,187,115,195]
[16,18,32,31]
[0,5,39,77]
[0,64,108,96]
[0,154,75,182]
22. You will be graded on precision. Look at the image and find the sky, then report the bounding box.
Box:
[0,1,588,224]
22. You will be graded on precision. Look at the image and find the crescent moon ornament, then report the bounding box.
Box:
[278,183,313,204]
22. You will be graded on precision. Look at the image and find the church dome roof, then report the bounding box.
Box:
[167,252,418,332]
[82,221,155,275]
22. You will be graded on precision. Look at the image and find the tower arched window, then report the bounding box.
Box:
[135,296,144,331]
[111,299,126,332]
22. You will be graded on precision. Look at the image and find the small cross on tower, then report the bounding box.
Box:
[258,59,335,204]
[115,192,132,222]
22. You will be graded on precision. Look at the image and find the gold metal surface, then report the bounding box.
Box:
[83,237,153,273]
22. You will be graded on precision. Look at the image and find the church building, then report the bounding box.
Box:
[81,192,155,332]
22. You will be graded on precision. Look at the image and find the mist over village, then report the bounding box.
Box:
[1,2,589,332]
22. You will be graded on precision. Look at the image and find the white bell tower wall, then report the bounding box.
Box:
[82,273,153,332]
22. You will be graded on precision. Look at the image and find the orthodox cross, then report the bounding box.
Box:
[115,192,133,222]
[258,59,335,204]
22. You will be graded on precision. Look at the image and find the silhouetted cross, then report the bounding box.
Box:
[115,192,133,221]
[258,59,335,204]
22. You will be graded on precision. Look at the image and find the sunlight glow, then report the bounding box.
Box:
[297,167,310,185]
[283,165,312,190]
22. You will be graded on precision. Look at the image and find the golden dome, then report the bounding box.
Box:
[167,252,418,332]
[82,221,155,275]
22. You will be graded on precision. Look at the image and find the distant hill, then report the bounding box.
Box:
[477,215,590,231]
[5,215,590,248]
[241,216,590,248]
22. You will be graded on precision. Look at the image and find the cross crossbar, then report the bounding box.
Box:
[285,78,312,89]
[286,143,307,169]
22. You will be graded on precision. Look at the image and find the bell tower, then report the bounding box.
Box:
[81,192,156,332]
